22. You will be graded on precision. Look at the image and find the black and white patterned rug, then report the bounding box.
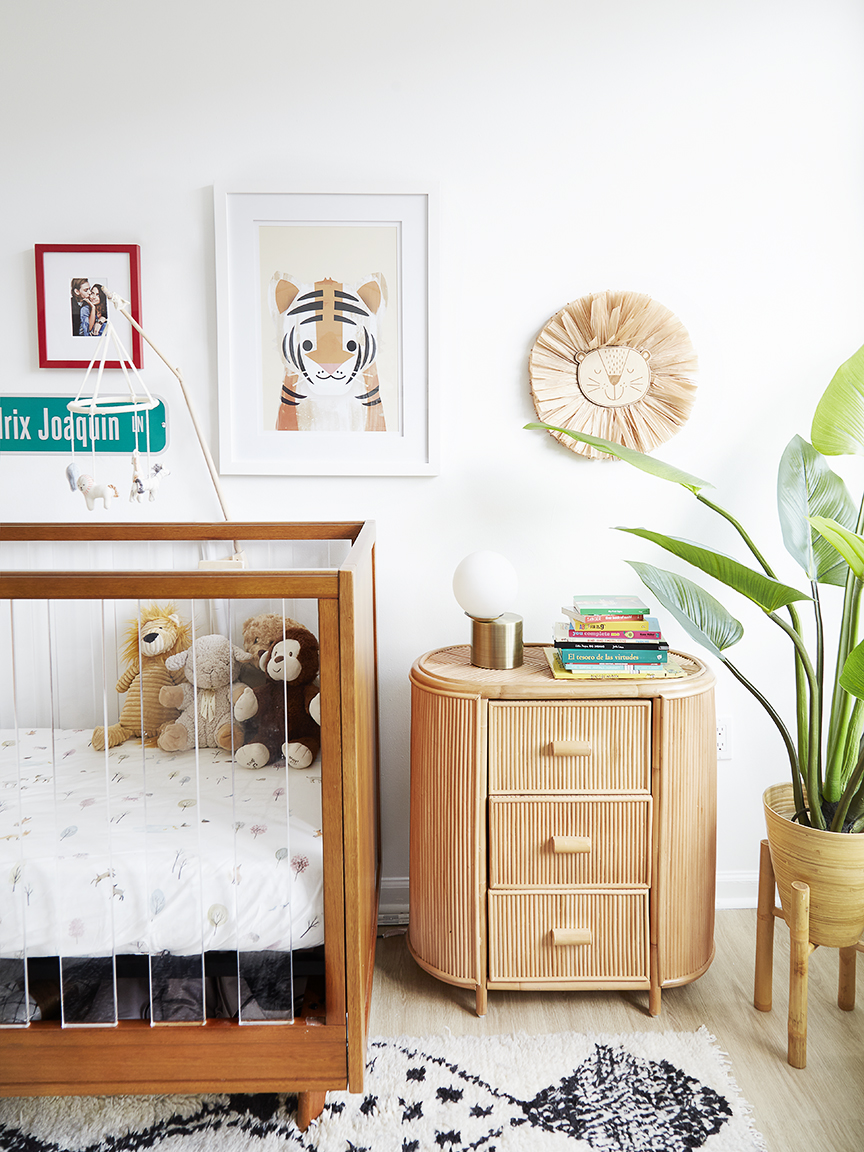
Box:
[0,1028,766,1151]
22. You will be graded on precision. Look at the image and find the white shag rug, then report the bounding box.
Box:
[0,1027,766,1151]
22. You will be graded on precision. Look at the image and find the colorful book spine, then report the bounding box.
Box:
[569,612,645,622]
[558,646,668,664]
[556,639,665,652]
[557,668,675,678]
[572,595,651,615]
[562,608,647,625]
[556,619,661,640]
[544,649,686,680]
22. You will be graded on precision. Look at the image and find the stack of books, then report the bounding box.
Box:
[544,594,686,680]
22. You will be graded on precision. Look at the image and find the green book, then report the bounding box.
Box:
[572,594,651,616]
[559,645,668,664]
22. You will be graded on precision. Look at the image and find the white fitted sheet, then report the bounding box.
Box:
[0,728,324,958]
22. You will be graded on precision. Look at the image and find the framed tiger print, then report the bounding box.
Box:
[214,186,437,476]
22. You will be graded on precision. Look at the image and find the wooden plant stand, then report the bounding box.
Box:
[754,838,864,1068]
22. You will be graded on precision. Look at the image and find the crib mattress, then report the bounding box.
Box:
[0,728,324,958]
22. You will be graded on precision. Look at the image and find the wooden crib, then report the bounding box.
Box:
[0,521,380,1129]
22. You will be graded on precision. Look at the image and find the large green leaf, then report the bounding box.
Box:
[839,640,864,699]
[524,422,712,494]
[809,516,864,579]
[617,527,811,612]
[777,434,855,585]
[625,561,744,659]
[811,342,864,457]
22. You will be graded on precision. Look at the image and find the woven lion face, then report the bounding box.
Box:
[575,346,652,408]
[529,290,697,459]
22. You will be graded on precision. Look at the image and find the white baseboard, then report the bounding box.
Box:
[378,876,410,925]
[715,870,759,909]
[379,872,759,924]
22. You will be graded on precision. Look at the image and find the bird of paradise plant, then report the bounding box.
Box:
[527,342,864,832]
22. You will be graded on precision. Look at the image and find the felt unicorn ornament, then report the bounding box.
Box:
[129,452,169,503]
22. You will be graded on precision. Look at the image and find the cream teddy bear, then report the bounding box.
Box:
[156,634,256,753]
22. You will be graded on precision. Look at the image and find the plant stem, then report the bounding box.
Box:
[696,493,776,574]
[720,655,807,820]
[811,580,825,791]
[824,493,864,797]
[844,777,864,831]
[696,489,810,771]
[837,695,864,799]
[831,741,864,831]
[811,581,825,693]
[767,612,824,827]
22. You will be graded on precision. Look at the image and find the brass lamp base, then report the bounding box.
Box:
[469,612,523,669]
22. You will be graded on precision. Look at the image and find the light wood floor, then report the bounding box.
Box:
[368,910,862,1152]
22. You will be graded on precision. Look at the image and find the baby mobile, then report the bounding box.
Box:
[64,290,230,519]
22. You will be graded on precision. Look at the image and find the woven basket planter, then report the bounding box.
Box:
[763,783,864,948]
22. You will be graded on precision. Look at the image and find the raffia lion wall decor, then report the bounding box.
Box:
[529,290,698,459]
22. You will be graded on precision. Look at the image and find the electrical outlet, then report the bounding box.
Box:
[716,717,732,760]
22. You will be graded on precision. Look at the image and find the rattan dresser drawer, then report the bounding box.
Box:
[488,795,651,888]
[487,890,650,983]
[487,700,651,793]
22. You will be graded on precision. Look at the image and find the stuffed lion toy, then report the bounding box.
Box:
[92,603,192,751]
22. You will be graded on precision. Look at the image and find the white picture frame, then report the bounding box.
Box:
[214,186,437,476]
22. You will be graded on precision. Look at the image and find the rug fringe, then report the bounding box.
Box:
[695,1026,770,1152]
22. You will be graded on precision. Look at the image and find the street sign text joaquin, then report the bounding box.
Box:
[0,396,167,454]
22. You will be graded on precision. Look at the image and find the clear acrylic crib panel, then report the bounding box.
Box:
[0,536,337,1028]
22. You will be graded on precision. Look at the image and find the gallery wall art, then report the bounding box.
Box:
[529,290,697,459]
[215,187,437,476]
[35,244,143,370]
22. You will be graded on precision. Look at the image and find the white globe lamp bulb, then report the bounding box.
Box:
[452,550,518,621]
[452,551,523,669]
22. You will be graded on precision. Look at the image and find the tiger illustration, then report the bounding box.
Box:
[269,273,387,432]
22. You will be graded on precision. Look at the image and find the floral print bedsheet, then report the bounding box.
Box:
[0,728,324,958]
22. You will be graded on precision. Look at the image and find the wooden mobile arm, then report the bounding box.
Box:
[113,296,234,533]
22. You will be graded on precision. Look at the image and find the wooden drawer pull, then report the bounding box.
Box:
[551,739,592,757]
[551,835,591,854]
[552,927,593,947]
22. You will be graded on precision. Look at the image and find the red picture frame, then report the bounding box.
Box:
[35,243,143,369]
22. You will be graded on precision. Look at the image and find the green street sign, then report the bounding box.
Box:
[0,395,167,454]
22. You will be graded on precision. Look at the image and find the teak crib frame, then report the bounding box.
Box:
[0,522,380,1129]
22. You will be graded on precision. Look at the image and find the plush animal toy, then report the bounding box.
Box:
[156,634,257,753]
[129,452,170,503]
[66,462,118,511]
[235,623,320,770]
[239,612,303,688]
[92,603,192,751]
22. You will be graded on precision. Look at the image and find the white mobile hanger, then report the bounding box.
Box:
[66,291,231,524]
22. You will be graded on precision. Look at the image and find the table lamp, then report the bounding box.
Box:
[452,550,523,669]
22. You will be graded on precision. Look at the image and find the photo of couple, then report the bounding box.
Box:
[70,277,108,337]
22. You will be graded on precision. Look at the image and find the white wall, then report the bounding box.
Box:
[3,0,863,909]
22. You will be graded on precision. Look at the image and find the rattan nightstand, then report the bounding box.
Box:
[407,644,717,1016]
